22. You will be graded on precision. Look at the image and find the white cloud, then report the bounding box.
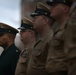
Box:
[0,0,21,29]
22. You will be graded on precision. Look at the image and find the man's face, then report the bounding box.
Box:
[0,33,9,47]
[50,3,66,19]
[32,15,45,32]
[20,29,32,44]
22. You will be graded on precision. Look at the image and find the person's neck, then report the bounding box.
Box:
[56,15,69,25]
[40,25,52,39]
[3,42,13,50]
[24,38,36,49]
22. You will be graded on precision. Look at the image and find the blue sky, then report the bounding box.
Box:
[0,0,21,28]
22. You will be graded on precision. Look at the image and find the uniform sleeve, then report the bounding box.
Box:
[45,38,68,74]
[64,24,76,75]
[10,51,20,75]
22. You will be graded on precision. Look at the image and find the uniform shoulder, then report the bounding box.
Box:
[10,44,21,53]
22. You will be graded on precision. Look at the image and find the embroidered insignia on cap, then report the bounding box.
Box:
[45,12,48,15]
[64,0,66,2]
[31,27,33,29]
[50,0,53,2]
[16,50,18,52]
[9,30,11,32]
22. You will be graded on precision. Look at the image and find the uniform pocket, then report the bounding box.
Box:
[19,57,26,64]
[51,39,60,47]
[33,49,42,56]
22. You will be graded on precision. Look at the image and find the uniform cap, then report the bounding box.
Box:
[18,17,34,30]
[31,2,54,20]
[0,22,18,35]
[47,0,72,7]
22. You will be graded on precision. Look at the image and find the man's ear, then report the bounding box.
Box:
[44,17,48,25]
[64,6,70,13]
[6,34,13,42]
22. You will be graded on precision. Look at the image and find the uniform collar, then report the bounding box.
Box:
[21,40,36,54]
[55,17,69,34]
[39,29,53,42]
